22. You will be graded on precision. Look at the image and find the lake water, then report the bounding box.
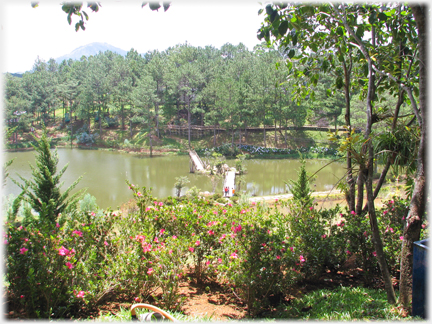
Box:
[3,149,347,209]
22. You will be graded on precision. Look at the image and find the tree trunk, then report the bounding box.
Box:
[364,30,396,303]
[399,4,427,308]
[187,99,191,149]
[213,124,217,147]
[121,103,125,130]
[155,102,160,138]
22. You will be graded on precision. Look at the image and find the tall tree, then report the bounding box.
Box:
[12,124,83,229]
[258,2,423,305]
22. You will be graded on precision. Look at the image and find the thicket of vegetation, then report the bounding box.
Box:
[3,1,427,320]
[4,39,406,150]
[4,128,427,319]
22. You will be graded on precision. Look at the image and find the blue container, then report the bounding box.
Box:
[412,239,428,319]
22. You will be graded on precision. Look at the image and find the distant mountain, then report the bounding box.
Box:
[55,42,129,64]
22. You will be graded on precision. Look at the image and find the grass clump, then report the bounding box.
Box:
[273,286,417,321]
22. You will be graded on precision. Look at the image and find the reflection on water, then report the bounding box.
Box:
[3,149,347,209]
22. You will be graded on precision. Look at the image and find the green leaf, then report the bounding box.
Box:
[278,20,288,36]
[31,2,39,8]
[258,8,264,15]
[149,2,161,11]
[265,4,274,16]
[142,2,148,8]
[310,43,318,52]
[378,12,387,22]
[369,11,377,24]
[88,2,100,12]
[288,49,295,58]
[292,32,298,46]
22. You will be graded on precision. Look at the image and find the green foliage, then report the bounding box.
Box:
[5,178,415,319]
[274,286,412,320]
[174,176,190,197]
[286,158,314,207]
[11,124,84,229]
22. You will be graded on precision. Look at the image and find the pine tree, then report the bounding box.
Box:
[286,158,314,207]
[12,124,83,228]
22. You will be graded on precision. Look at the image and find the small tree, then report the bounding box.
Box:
[12,124,83,229]
[286,158,314,207]
[174,176,190,197]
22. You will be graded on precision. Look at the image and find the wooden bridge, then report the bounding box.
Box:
[188,150,205,173]
[223,168,236,198]
[189,150,237,197]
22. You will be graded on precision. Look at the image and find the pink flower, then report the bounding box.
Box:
[172,235,177,239]
[208,230,215,235]
[321,234,327,239]
[218,258,223,263]
[400,236,404,241]
[205,261,210,266]
[154,237,159,243]
[372,251,377,257]
[213,210,218,215]
[234,225,242,233]
[56,223,60,228]
[188,247,195,252]
[363,231,368,237]
[158,202,163,206]
[383,210,388,215]
[160,229,165,234]
[275,199,278,202]
[346,250,351,255]
[169,249,173,255]
[309,206,313,210]
[230,252,238,259]
[147,268,154,275]
[134,297,141,302]
[228,203,233,207]
[91,212,96,216]
[351,211,356,215]
[58,246,69,256]
[299,255,305,263]
[289,246,294,252]
[276,255,281,260]
[20,247,28,254]
[251,201,256,205]
[195,240,201,246]
[76,291,85,298]
[223,209,227,214]
[72,230,83,237]
[65,262,74,269]
[142,243,152,253]
[145,207,151,212]
[20,295,24,299]
[240,209,246,214]
[137,192,143,197]
[104,241,109,246]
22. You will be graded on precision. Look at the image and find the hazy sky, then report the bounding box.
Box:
[0,0,266,73]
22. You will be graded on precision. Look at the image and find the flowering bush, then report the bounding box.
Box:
[5,178,413,319]
[196,144,339,158]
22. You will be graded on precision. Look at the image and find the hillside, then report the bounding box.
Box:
[55,42,129,64]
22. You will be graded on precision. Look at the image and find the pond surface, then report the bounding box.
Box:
[3,149,347,209]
